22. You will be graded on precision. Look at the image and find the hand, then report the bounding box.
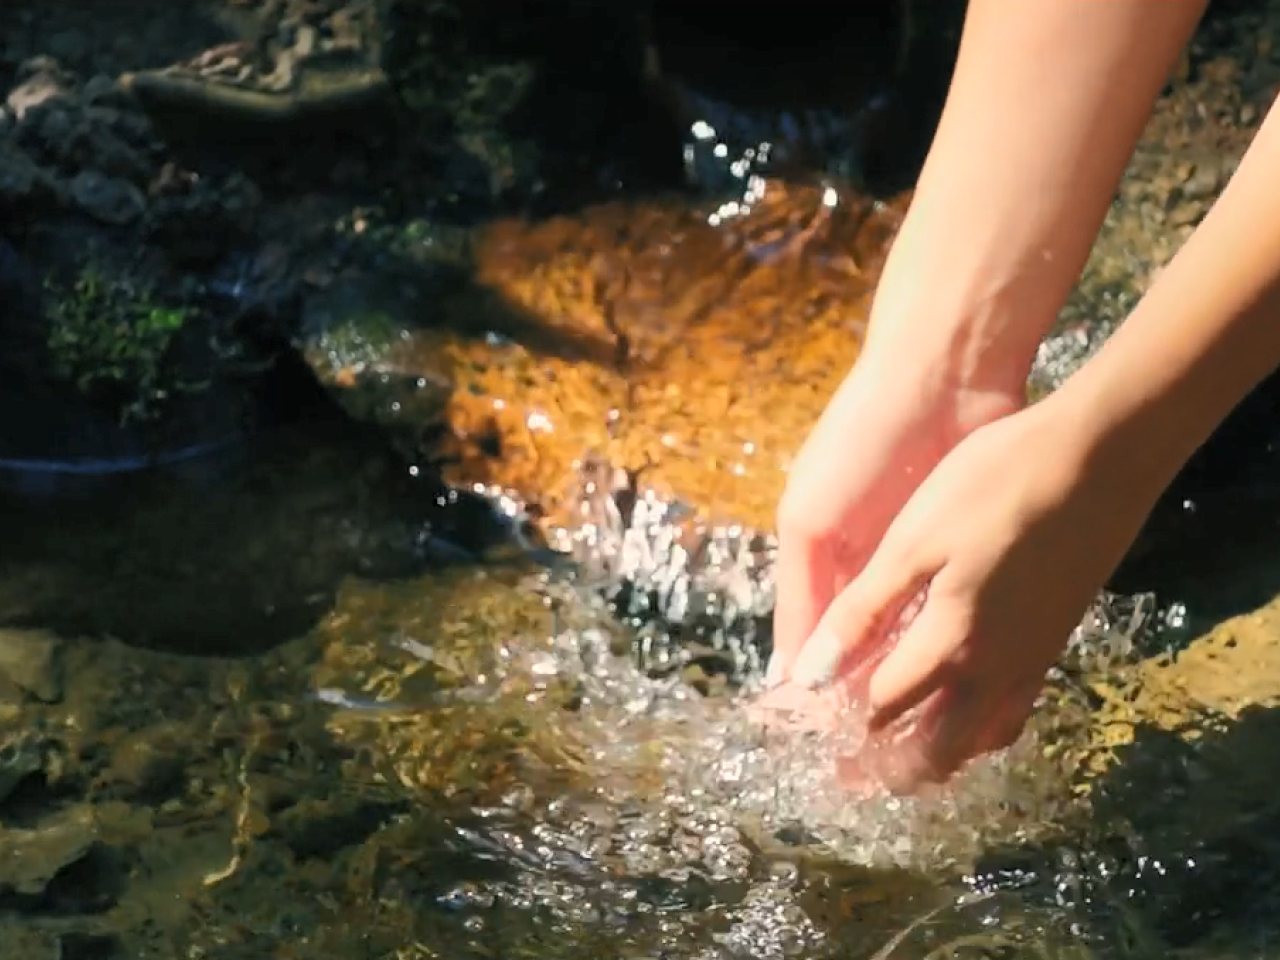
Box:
[768,350,1024,686]
[770,395,1162,793]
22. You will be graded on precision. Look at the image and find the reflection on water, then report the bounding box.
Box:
[2,373,1275,959]
[7,46,1280,960]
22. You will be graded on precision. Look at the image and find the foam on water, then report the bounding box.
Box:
[312,328,1170,954]
[313,470,1164,957]
[523,464,1160,878]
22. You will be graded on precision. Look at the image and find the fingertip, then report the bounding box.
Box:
[834,755,883,799]
[865,600,954,732]
[771,535,835,683]
[865,662,935,736]
[791,580,922,695]
[982,715,1028,755]
[763,652,787,690]
[975,690,1038,755]
[788,625,847,689]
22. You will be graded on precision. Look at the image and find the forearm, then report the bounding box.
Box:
[866,0,1206,394]
[1062,96,1280,494]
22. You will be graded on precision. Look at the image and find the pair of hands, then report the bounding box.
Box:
[761,350,1155,793]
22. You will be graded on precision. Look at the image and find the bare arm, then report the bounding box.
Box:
[1060,96,1280,496]
[868,0,1208,396]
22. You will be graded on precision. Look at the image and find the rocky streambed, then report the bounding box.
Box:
[4,1,1280,958]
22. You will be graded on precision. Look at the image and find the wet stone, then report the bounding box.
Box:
[0,804,99,897]
[93,724,190,804]
[0,629,63,703]
[68,169,146,225]
[5,59,70,119]
[0,926,60,960]
[302,183,905,535]
[0,141,55,208]
[0,730,46,806]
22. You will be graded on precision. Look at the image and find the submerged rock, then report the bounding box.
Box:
[0,629,62,703]
[0,805,100,898]
[0,730,47,807]
[300,181,904,536]
[68,169,146,225]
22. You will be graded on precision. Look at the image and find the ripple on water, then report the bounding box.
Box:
[301,442,1180,954]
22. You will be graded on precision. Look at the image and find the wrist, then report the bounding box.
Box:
[856,203,1073,401]
[1042,303,1223,505]
[860,228,1058,403]
[1048,182,1280,499]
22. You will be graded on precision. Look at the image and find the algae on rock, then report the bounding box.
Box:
[43,262,203,425]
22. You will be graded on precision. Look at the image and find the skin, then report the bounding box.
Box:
[761,0,1280,792]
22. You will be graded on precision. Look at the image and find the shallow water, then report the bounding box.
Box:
[6,37,1280,960]
[2,372,1277,960]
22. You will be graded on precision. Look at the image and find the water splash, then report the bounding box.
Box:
[547,456,774,683]
[492,459,1156,877]
[305,320,1181,958]
[309,444,1175,958]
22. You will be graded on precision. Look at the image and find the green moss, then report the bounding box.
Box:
[43,265,204,425]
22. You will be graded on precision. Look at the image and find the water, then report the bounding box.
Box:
[0,395,1263,959]
[5,8,1280,956]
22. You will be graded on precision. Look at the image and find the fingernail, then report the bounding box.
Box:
[788,628,843,690]
[763,655,786,689]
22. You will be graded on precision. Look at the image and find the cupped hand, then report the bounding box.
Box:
[772,396,1161,793]
[769,354,1024,686]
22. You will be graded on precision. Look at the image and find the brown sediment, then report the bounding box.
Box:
[394,182,911,532]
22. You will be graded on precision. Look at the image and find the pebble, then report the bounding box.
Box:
[0,628,63,703]
[1181,161,1222,199]
[69,169,147,225]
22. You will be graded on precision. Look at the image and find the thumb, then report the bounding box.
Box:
[787,534,940,691]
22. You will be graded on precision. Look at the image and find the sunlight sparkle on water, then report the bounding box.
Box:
[527,476,1105,875]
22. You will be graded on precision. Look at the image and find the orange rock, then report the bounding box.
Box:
[422,181,910,532]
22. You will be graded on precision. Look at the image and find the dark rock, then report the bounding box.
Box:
[0,236,39,308]
[45,31,89,70]
[68,170,145,225]
[0,629,63,702]
[0,142,56,209]
[0,806,99,899]
[57,933,123,960]
[6,64,67,120]
[80,74,127,107]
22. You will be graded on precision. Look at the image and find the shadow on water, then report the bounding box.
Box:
[0,351,530,656]
[1110,363,1280,633]
[649,0,964,195]
[1090,707,1280,952]
[966,676,1280,956]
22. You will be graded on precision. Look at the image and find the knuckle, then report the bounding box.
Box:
[941,643,978,678]
[926,601,980,667]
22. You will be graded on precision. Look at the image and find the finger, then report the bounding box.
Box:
[856,686,980,794]
[851,678,1033,796]
[973,715,1026,758]
[836,731,949,797]
[833,754,885,799]
[866,590,972,733]
[768,531,836,686]
[750,681,847,733]
[972,687,1038,755]
[788,537,939,691]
